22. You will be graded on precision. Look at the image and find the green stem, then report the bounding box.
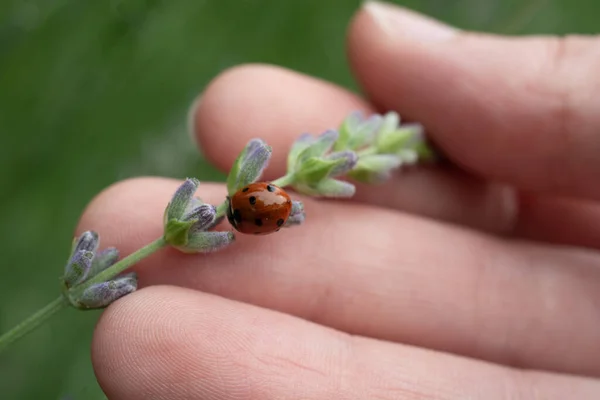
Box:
[0,296,68,353]
[215,201,228,219]
[77,237,167,290]
[0,237,168,353]
[356,147,377,157]
[271,174,296,188]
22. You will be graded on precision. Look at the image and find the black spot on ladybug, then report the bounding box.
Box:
[233,209,242,223]
[249,196,256,205]
[266,184,275,192]
[242,187,249,192]
[275,228,280,232]
[276,218,284,227]
[254,218,262,227]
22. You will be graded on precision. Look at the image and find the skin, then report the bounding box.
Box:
[78,3,600,399]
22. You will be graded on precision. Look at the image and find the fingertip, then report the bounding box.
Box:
[91,286,192,399]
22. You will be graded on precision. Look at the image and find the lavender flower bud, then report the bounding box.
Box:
[335,111,383,151]
[207,215,225,230]
[183,204,217,232]
[166,178,200,221]
[324,151,358,177]
[315,179,355,197]
[295,179,355,198]
[349,154,403,184]
[77,273,138,309]
[287,133,315,171]
[74,231,99,253]
[177,231,235,253]
[397,149,419,165]
[164,180,221,247]
[89,247,119,278]
[296,130,338,163]
[63,250,94,288]
[284,200,305,226]
[227,139,272,195]
[375,114,424,155]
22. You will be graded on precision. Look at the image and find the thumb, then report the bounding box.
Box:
[348,2,600,200]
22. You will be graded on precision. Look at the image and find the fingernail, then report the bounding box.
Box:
[363,1,458,42]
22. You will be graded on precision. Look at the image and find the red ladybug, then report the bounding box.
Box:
[226,182,292,235]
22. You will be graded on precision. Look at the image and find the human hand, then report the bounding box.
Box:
[79,2,600,398]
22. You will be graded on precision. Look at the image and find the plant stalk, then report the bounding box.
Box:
[0,296,67,353]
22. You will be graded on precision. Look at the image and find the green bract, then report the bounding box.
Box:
[349,154,403,184]
[163,179,234,253]
[335,111,382,151]
[285,130,358,198]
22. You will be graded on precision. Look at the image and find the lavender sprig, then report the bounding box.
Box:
[0,109,436,352]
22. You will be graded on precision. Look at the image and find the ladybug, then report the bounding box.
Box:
[226,182,292,235]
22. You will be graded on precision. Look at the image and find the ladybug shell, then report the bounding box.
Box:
[227,182,292,235]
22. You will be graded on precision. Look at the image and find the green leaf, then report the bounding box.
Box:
[376,111,399,140]
[295,130,338,168]
[376,127,417,154]
[348,154,402,184]
[164,219,196,247]
[296,156,346,183]
[334,112,361,151]
[287,133,315,172]
[346,115,382,150]
[414,141,438,162]
[293,178,355,198]
[314,178,355,197]
[180,231,235,253]
[226,144,250,195]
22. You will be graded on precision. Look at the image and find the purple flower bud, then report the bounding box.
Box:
[74,231,99,254]
[397,149,419,165]
[180,231,235,253]
[349,154,402,183]
[184,204,217,232]
[325,151,358,177]
[77,273,138,309]
[227,139,272,194]
[236,139,272,188]
[207,215,225,230]
[294,179,355,198]
[287,133,316,171]
[89,247,119,278]
[64,250,94,288]
[290,200,304,215]
[300,130,338,160]
[166,178,200,221]
[316,179,355,197]
[284,201,305,227]
[336,111,383,151]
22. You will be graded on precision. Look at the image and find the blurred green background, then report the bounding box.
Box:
[0,0,597,398]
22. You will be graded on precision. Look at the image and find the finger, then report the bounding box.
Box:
[189,63,517,234]
[348,2,600,200]
[93,286,600,400]
[515,194,600,249]
[79,177,600,377]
